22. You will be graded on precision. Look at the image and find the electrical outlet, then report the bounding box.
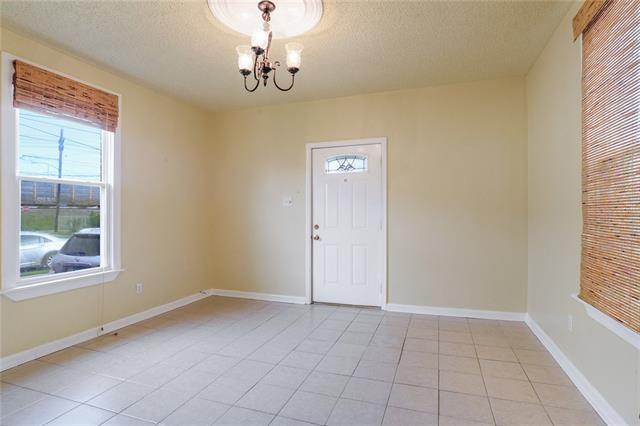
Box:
[136,283,143,294]
[568,314,573,332]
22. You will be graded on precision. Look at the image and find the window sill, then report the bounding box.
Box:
[571,294,640,349]
[1,269,123,301]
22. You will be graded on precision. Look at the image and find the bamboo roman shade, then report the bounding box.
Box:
[572,0,608,40]
[13,60,119,132]
[577,0,640,332]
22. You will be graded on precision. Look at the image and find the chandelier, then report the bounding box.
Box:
[236,1,303,92]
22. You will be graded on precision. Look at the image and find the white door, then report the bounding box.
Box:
[312,143,383,306]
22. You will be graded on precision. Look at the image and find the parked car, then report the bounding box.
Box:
[19,232,65,271]
[50,228,101,273]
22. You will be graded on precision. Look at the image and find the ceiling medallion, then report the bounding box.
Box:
[208,0,322,39]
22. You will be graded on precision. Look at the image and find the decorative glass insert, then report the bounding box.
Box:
[325,155,368,174]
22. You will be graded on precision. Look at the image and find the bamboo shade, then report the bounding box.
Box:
[13,60,118,132]
[579,0,640,333]
[572,0,609,40]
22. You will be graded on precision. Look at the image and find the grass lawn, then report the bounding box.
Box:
[20,267,51,278]
[21,207,98,238]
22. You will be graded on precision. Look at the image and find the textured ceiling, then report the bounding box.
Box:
[1,0,571,111]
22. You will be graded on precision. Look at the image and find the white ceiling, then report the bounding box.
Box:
[1,0,571,111]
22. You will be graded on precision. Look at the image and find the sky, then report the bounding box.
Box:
[18,109,102,182]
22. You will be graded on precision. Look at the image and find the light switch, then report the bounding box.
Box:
[282,195,293,207]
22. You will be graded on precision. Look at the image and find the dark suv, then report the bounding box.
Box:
[50,228,101,273]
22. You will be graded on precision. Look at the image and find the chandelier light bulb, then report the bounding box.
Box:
[285,42,303,71]
[236,45,253,74]
[251,30,269,51]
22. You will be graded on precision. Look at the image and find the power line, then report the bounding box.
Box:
[20,123,101,151]
[20,135,101,153]
[20,154,100,167]
[20,114,102,136]
[19,165,101,180]
[21,124,101,151]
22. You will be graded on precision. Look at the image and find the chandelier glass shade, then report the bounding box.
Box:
[236,1,303,92]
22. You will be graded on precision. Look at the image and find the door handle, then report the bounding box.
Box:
[313,235,320,241]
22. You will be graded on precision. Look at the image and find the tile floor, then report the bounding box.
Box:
[0,297,605,425]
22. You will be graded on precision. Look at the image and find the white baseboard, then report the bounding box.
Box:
[384,303,526,321]
[0,327,99,372]
[0,289,212,372]
[525,314,627,426]
[206,288,307,305]
[0,290,627,425]
[100,290,210,334]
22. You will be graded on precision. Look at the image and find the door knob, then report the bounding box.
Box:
[313,235,320,240]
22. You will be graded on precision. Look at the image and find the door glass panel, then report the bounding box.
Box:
[325,155,367,174]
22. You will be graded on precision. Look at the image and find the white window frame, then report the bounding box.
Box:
[1,53,122,301]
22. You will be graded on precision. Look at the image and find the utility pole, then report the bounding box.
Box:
[53,128,64,233]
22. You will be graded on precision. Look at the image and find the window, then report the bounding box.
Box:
[1,54,121,300]
[325,155,368,174]
[18,110,105,279]
[573,0,639,334]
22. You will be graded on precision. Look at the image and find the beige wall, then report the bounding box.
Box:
[526,4,639,424]
[208,78,529,312]
[0,27,212,357]
[0,31,530,358]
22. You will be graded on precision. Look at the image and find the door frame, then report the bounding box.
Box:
[304,137,388,307]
